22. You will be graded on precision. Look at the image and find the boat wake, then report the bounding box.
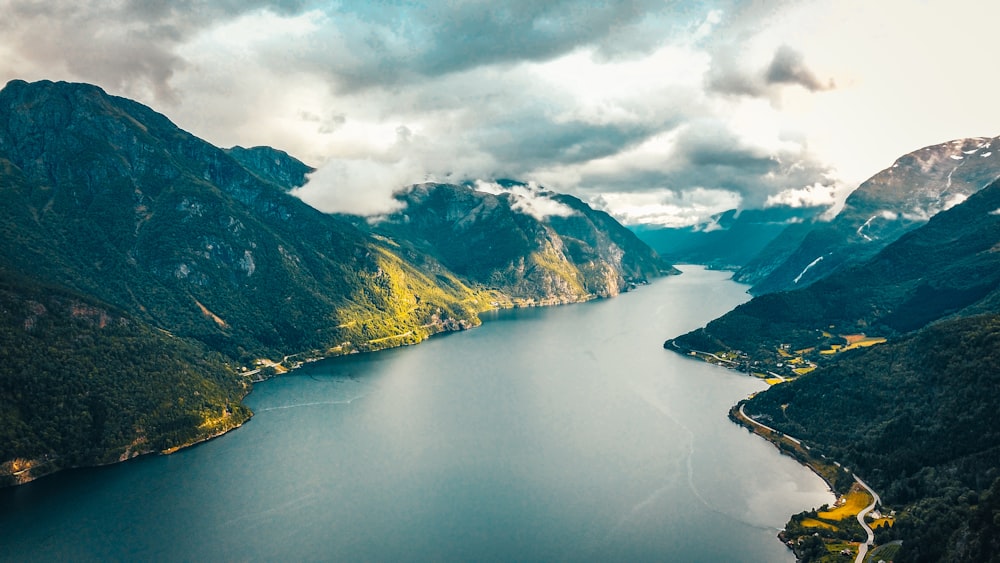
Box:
[256,395,367,412]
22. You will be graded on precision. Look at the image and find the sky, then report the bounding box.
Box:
[3,0,1000,226]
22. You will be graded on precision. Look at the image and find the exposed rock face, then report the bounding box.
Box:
[736,136,1000,294]
[225,145,313,190]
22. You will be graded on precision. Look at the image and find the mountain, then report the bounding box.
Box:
[224,145,313,189]
[667,176,1000,365]
[366,180,676,305]
[631,206,824,270]
[0,272,252,486]
[0,79,674,484]
[735,136,1000,294]
[742,313,1000,562]
[0,79,488,360]
[667,151,1000,561]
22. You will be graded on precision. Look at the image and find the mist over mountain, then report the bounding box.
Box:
[0,79,673,484]
[361,180,675,304]
[632,206,826,270]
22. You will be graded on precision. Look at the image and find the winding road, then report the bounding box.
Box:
[854,475,881,563]
[737,403,880,563]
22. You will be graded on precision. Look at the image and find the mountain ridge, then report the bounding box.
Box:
[665,140,1000,561]
[736,136,1000,294]
[0,79,674,485]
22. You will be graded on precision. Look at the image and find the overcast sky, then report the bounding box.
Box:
[3,0,999,225]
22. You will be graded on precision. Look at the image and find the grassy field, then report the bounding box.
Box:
[801,517,839,531]
[818,487,873,520]
[842,335,887,351]
[865,541,901,562]
[870,517,893,530]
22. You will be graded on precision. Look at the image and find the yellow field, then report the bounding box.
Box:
[793,366,816,375]
[765,377,784,385]
[842,337,887,351]
[818,489,872,520]
[801,517,838,531]
[870,517,894,529]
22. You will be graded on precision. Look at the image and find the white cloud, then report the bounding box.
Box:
[593,187,742,227]
[4,0,1000,228]
[942,193,968,211]
[473,181,577,220]
[764,182,841,208]
[291,157,422,216]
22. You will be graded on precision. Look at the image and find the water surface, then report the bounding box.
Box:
[0,266,832,561]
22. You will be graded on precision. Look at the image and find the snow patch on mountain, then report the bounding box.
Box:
[794,255,825,284]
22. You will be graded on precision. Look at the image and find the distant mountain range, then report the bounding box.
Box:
[631,206,825,270]
[735,136,1000,294]
[0,79,674,485]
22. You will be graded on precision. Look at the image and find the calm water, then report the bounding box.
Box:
[0,266,832,561]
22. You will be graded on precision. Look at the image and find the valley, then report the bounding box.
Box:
[0,79,675,486]
[2,75,999,562]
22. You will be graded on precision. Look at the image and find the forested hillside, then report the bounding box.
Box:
[666,143,1000,561]
[744,314,1000,562]
[0,273,251,486]
[0,79,673,484]
[667,178,1000,372]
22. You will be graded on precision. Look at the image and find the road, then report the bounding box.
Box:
[738,403,802,445]
[854,475,881,563]
[738,403,881,563]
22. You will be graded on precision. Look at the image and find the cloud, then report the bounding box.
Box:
[592,187,742,227]
[765,45,833,91]
[706,44,833,98]
[4,0,1000,230]
[473,180,577,220]
[255,0,688,93]
[291,157,419,216]
[0,1,310,104]
[765,182,841,208]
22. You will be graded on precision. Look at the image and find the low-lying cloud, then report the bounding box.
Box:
[473,180,578,220]
[291,157,422,216]
[4,1,996,229]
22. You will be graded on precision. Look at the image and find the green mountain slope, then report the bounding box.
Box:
[667,178,1000,367]
[667,146,1000,561]
[0,79,672,484]
[743,314,1000,562]
[0,79,491,360]
[366,180,676,305]
[0,272,252,486]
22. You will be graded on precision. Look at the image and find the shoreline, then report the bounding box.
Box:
[1,277,661,489]
[729,396,886,561]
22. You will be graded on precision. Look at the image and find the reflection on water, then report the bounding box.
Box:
[0,267,833,562]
